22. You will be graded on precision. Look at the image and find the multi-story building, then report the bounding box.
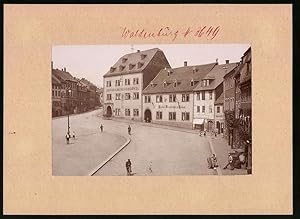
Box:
[52,74,62,117]
[80,78,97,110]
[142,62,216,129]
[76,79,89,113]
[237,47,252,173]
[223,63,241,147]
[193,61,238,132]
[103,48,170,120]
[52,67,78,115]
[214,92,225,134]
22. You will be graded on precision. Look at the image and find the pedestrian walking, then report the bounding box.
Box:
[72,131,76,139]
[204,131,206,137]
[100,124,103,133]
[66,133,70,144]
[126,159,132,175]
[128,125,131,135]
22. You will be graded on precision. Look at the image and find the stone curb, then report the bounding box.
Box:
[88,137,131,176]
[207,138,223,176]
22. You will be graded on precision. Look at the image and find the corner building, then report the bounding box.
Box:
[142,62,216,129]
[103,48,170,120]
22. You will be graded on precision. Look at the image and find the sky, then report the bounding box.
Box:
[52,44,250,88]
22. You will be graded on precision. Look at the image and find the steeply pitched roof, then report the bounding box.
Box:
[215,92,224,105]
[194,63,238,91]
[52,68,78,82]
[143,63,216,94]
[240,48,251,84]
[103,48,164,77]
[52,74,61,85]
[80,78,97,89]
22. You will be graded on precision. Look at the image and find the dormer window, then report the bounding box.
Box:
[150,82,154,87]
[167,70,170,76]
[163,81,167,88]
[122,57,128,63]
[138,62,144,68]
[190,79,194,86]
[203,80,207,87]
[173,80,177,88]
[110,67,116,73]
[129,64,135,70]
[207,80,210,86]
[141,54,147,60]
[119,65,125,71]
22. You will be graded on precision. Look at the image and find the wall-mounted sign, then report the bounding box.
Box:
[158,105,186,109]
[106,87,139,92]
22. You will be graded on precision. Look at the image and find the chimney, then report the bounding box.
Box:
[137,50,140,52]
[184,61,187,67]
[226,60,229,64]
[64,67,66,72]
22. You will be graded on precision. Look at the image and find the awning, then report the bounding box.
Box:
[193,119,204,125]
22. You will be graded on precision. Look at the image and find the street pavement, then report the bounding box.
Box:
[52,109,127,176]
[52,108,232,176]
[93,115,215,176]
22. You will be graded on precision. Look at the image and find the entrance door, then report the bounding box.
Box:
[216,121,220,134]
[106,106,112,117]
[144,109,152,122]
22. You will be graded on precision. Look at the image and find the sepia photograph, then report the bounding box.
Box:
[52,44,252,176]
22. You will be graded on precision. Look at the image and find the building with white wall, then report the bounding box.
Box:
[193,61,238,131]
[142,62,216,129]
[103,48,170,120]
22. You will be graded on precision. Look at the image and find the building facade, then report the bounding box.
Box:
[214,92,225,134]
[143,62,216,129]
[52,74,62,117]
[103,48,171,121]
[193,62,238,132]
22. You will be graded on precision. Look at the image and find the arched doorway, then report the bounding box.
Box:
[144,109,152,122]
[106,106,112,117]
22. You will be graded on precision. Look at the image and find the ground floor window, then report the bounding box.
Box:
[133,109,139,116]
[169,112,176,120]
[197,106,200,112]
[182,112,190,121]
[125,108,130,116]
[156,111,162,120]
[115,108,121,116]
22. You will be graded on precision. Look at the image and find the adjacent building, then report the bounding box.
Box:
[52,74,63,117]
[142,62,216,129]
[193,61,238,131]
[103,48,171,120]
[52,62,102,117]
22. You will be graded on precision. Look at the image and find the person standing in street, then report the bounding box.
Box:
[128,125,131,135]
[72,131,76,139]
[66,133,70,144]
[100,124,103,133]
[126,159,132,175]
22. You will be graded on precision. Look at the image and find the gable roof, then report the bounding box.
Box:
[52,74,61,85]
[194,63,238,91]
[143,63,216,94]
[103,48,164,77]
[52,68,78,83]
[215,92,224,105]
[80,78,97,89]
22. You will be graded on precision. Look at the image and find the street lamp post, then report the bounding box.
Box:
[67,88,71,135]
